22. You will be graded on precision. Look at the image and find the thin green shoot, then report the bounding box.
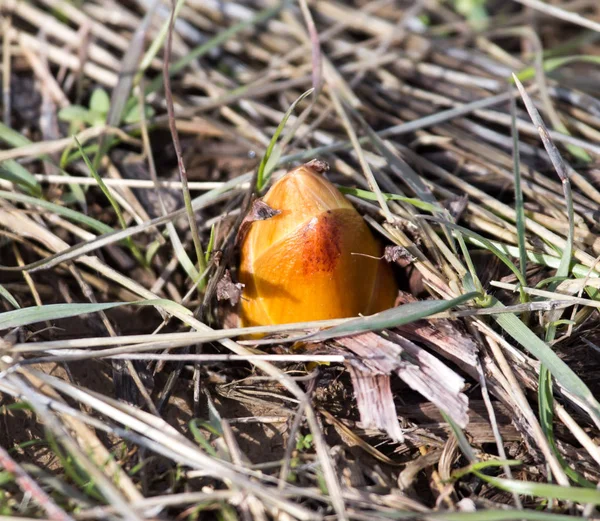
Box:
[256,89,314,192]
[74,137,147,268]
[510,85,528,303]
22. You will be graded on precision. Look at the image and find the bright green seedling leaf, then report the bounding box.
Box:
[123,103,155,124]
[45,431,104,502]
[197,421,222,438]
[256,88,314,192]
[89,88,110,114]
[165,221,200,283]
[0,299,188,330]
[457,235,484,296]
[454,0,489,27]
[58,105,102,126]
[0,285,19,309]
[548,319,576,328]
[539,365,554,447]
[1,402,32,413]
[296,433,313,451]
[303,291,480,342]
[74,138,123,228]
[0,471,14,487]
[316,469,328,495]
[128,459,148,477]
[14,439,47,452]
[536,275,569,289]
[0,302,133,330]
[262,143,283,183]
[155,299,193,317]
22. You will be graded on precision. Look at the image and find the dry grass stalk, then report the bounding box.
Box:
[2,0,600,519]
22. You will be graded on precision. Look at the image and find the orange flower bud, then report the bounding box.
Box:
[239,162,398,326]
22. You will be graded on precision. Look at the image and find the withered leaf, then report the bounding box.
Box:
[338,330,469,437]
[248,199,282,221]
[394,291,479,368]
[212,250,223,266]
[304,158,330,174]
[384,245,416,265]
[346,367,404,443]
[236,199,281,245]
[216,270,245,306]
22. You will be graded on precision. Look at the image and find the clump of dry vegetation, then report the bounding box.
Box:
[2,0,600,519]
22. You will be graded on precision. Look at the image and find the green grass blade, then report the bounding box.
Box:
[93,4,158,170]
[451,459,521,481]
[463,236,599,280]
[539,365,595,487]
[189,419,218,457]
[144,2,287,96]
[0,299,190,330]
[137,0,186,77]
[205,224,216,265]
[0,174,247,273]
[0,285,19,309]
[431,510,593,521]
[338,186,441,213]
[0,163,42,197]
[515,54,600,82]
[0,121,31,147]
[0,122,83,203]
[303,291,480,342]
[473,471,600,504]
[490,297,600,426]
[441,410,476,463]
[509,86,528,289]
[74,137,147,267]
[513,74,574,287]
[0,189,113,235]
[538,364,554,446]
[423,217,526,287]
[167,221,200,282]
[256,88,313,192]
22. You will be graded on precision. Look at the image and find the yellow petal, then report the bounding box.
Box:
[239,163,397,326]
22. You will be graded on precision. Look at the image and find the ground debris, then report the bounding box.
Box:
[216,269,245,306]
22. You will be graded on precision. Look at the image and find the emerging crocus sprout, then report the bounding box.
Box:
[239,160,398,326]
